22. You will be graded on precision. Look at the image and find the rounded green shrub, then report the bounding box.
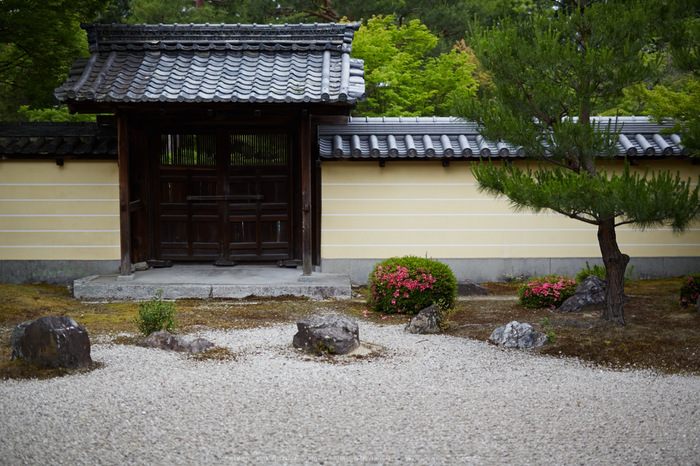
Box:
[679,274,700,310]
[518,275,578,309]
[367,256,457,315]
[134,289,178,336]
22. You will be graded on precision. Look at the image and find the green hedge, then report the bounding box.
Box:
[367,256,457,315]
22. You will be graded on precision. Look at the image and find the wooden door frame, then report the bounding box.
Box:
[118,105,343,276]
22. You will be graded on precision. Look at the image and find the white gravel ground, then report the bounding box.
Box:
[1,321,699,465]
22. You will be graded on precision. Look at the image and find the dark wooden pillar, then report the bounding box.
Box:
[300,110,313,276]
[118,113,132,277]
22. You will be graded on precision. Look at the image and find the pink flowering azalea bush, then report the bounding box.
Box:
[679,274,700,311]
[517,275,578,309]
[367,256,457,315]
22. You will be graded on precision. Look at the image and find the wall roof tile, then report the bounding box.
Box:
[318,116,688,160]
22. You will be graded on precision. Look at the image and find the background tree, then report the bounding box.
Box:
[643,1,700,157]
[274,0,550,52]
[600,0,700,157]
[455,0,700,325]
[352,15,477,116]
[0,0,108,120]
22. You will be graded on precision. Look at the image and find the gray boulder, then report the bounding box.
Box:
[137,330,214,354]
[293,315,359,355]
[457,279,488,296]
[489,321,547,349]
[557,276,606,313]
[10,321,31,361]
[405,304,443,334]
[11,316,92,368]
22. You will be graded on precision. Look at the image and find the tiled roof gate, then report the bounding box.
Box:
[54,22,365,106]
[318,116,688,161]
[52,22,367,278]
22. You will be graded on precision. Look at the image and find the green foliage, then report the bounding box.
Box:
[540,317,556,343]
[134,290,178,336]
[0,0,108,120]
[472,161,700,232]
[367,256,457,315]
[576,261,637,283]
[629,79,700,158]
[18,106,97,123]
[351,15,477,117]
[274,0,550,51]
[518,275,578,310]
[576,262,607,283]
[127,0,228,24]
[456,0,662,156]
[679,274,700,311]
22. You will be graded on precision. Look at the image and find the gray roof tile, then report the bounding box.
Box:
[318,116,687,160]
[0,123,118,158]
[55,23,365,106]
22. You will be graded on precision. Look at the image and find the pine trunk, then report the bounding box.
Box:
[597,218,629,325]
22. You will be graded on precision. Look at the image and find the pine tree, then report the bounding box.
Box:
[456,0,700,325]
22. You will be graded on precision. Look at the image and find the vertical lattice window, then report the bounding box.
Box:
[230,133,288,166]
[160,134,216,166]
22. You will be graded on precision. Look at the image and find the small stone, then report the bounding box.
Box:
[187,337,215,354]
[292,315,360,355]
[131,262,149,272]
[489,321,547,349]
[405,304,442,334]
[137,330,214,354]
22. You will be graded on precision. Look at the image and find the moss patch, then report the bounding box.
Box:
[446,278,700,374]
[1,278,698,378]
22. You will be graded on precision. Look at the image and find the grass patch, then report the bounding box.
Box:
[446,277,700,375]
[1,278,698,378]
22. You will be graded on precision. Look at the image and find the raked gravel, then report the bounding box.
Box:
[1,320,699,465]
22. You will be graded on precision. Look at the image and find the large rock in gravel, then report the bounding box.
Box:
[11,316,92,368]
[457,279,488,296]
[557,276,606,313]
[293,315,359,355]
[405,304,442,334]
[489,321,547,349]
[137,330,214,354]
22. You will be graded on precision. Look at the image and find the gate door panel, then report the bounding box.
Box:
[155,130,293,262]
[227,133,292,261]
[157,134,220,260]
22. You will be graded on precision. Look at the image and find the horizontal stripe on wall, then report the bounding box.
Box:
[0,214,118,217]
[0,230,119,233]
[322,243,700,247]
[323,198,501,201]
[0,245,119,248]
[0,183,118,186]
[0,199,118,202]
[322,228,699,232]
[322,182,479,186]
[322,213,565,216]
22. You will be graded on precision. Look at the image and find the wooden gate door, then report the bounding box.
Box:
[154,130,294,263]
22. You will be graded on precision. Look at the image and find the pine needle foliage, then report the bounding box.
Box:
[456,0,700,325]
[472,161,700,231]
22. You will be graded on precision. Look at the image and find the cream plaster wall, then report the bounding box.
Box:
[321,160,700,260]
[0,160,120,260]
